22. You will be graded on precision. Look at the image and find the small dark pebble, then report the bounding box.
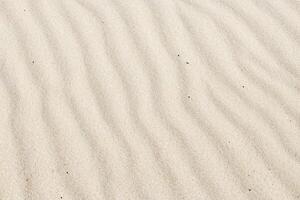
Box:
[188,96,191,99]
[186,62,189,64]
[242,85,245,88]
[66,171,69,174]
[32,60,35,64]
[248,189,252,192]
[60,197,63,199]
[177,54,180,57]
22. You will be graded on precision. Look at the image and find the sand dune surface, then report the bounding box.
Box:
[0,0,300,199]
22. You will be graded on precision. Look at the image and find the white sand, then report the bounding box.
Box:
[0,0,300,199]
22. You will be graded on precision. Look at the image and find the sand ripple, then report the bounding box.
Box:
[0,0,299,199]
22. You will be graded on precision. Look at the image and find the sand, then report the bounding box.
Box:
[0,0,300,199]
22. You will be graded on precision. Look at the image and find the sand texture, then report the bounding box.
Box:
[0,0,300,199]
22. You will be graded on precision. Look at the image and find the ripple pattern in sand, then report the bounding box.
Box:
[0,0,299,199]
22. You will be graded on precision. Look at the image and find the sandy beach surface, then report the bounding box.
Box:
[0,0,300,199]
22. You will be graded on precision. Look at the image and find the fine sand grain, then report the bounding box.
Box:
[0,0,300,199]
